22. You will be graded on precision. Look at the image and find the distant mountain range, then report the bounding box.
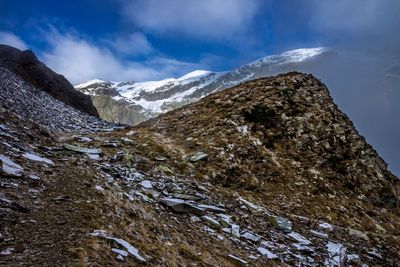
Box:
[75,47,335,125]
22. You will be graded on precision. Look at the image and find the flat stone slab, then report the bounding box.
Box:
[63,144,101,155]
[198,204,226,214]
[0,154,23,176]
[22,152,55,166]
[160,197,206,215]
[268,215,292,233]
[90,230,146,263]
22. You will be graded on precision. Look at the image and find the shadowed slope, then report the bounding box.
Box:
[0,44,99,117]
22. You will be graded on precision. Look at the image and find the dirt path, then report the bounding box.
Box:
[1,151,105,266]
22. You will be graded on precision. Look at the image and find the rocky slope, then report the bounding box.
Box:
[0,65,114,133]
[1,71,399,266]
[75,48,334,124]
[0,44,99,117]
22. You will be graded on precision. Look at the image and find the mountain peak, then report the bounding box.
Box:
[247,47,329,67]
[178,70,212,80]
[75,78,108,89]
[281,47,329,59]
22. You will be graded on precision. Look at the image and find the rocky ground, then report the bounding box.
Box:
[1,72,399,266]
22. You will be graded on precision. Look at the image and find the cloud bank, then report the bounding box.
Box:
[305,0,400,174]
[110,32,154,56]
[121,0,262,40]
[40,28,198,84]
[0,31,28,50]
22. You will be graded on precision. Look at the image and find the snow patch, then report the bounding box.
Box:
[178,70,212,80]
[247,47,328,67]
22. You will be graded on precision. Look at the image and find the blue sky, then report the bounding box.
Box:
[1,0,398,84]
[0,0,338,84]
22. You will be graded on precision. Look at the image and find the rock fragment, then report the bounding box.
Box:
[310,230,328,239]
[231,224,241,238]
[238,197,263,212]
[242,231,261,243]
[257,247,278,259]
[0,154,23,176]
[156,165,174,176]
[268,215,292,233]
[227,254,248,266]
[188,152,208,162]
[90,230,146,263]
[348,228,369,241]
[160,198,206,215]
[22,152,55,166]
[325,241,347,266]
[202,215,221,229]
[140,180,153,189]
[197,204,225,214]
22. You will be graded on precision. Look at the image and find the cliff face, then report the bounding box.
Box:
[91,95,150,125]
[0,44,99,117]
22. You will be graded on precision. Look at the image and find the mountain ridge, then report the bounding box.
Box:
[75,47,333,125]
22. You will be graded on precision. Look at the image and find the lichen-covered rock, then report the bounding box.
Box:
[268,215,292,233]
[156,165,174,176]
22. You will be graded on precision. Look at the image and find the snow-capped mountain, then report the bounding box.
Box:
[76,69,222,114]
[75,47,334,125]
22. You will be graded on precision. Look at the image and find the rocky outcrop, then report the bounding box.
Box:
[91,95,151,125]
[0,44,99,117]
[142,72,399,213]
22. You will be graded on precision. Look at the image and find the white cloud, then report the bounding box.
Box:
[110,32,154,56]
[40,29,198,84]
[309,0,400,49]
[0,31,28,50]
[121,0,261,40]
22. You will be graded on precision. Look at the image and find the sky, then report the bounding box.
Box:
[0,0,352,84]
[0,0,399,175]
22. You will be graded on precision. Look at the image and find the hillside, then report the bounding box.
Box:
[0,44,99,117]
[1,71,399,266]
